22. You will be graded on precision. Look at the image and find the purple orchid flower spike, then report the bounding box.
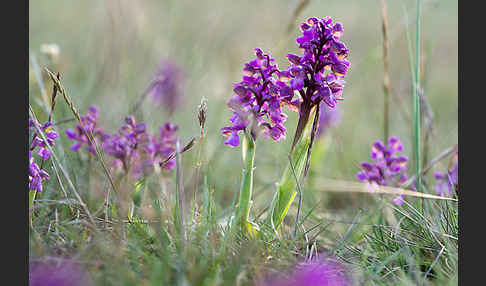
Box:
[221,48,290,147]
[280,17,349,152]
[357,136,409,205]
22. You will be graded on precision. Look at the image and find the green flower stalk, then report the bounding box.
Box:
[235,131,259,236]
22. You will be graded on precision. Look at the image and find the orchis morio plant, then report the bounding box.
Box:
[221,17,350,236]
[271,17,349,233]
[221,48,290,235]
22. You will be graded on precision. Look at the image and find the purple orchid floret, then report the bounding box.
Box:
[29,258,92,286]
[29,152,50,192]
[29,118,59,192]
[281,17,349,114]
[221,48,290,147]
[434,151,458,197]
[30,121,59,160]
[65,106,109,155]
[148,59,185,114]
[357,136,409,205]
[316,102,340,138]
[260,257,351,286]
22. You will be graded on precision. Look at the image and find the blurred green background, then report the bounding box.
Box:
[29,0,457,212]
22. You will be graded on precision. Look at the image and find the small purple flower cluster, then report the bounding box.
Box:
[103,115,148,173]
[357,136,408,205]
[221,48,290,147]
[29,119,59,192]
[221,17,349,147]
[102,116,179,178]
[65,106,178,179]
[148,59,185,114]
[434,151,458,197]
[261,257,351,286]
[282,17,349,111]
[65,106,109,155]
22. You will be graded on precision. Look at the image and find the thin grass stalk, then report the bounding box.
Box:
[414,0,422,208]
[381,0,391,142]
[294,104,321,236]
[192,97,207,224]
[29,54,50,114]
[285,0,310,34]
[44,68,120,213]
[175,139,186,242]
[314,178,456,201]
[192,138,204,222]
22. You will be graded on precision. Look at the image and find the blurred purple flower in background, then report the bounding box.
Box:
[356,136,408,205]
[29,259,92,286]
[316,103,340,138]
[65,106,110,155]
[434,151,458,197]
[261,257,351,286]
[147,59,185,114]
[221,48,290,147]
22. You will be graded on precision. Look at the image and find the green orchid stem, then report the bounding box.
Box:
[270,107,315,232]
[29,190,37,227]
[235,131,257,236]
[29,190,37,211]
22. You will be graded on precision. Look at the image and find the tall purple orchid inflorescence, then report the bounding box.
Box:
[147,59,185,114]
[29,118,59,192]
[221,48,290,147]
[357,136,409,205]
[65,106,110,155]
[281,17,349,149]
